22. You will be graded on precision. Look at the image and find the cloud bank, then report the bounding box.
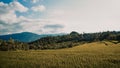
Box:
[1,0,120,35]
[0,1,64,35]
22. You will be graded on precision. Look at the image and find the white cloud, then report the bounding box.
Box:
[10,1,28,12]
[0,1,28,24]
[0,1,65,35]
[2,0,120,35]
[18,16,64,34]
[48,9,65,18]
[31,5,46,12]
[31,0,44,3]
[0,1,64,35]
[24,0,43,3]
[45,0,120,33]
[0,1,28,13]
[0,14,65,35]
[31,0,38,3]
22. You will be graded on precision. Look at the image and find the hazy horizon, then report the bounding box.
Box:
[0,0,120,35]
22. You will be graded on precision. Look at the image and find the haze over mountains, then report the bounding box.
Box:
[0,32,65,42]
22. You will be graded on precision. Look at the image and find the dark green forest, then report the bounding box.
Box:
[0,31,120,51]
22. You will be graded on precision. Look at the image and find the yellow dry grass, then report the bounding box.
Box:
[0,41,120,68]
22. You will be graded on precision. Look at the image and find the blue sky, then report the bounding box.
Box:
[0,0,120,35]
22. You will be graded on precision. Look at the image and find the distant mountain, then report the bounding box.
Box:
[0,32,65,42]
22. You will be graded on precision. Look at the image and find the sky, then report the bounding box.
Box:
[0,0,120,35]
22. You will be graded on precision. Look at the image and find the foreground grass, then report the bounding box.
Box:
[0,41,120,68]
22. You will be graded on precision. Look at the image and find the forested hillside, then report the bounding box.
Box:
[0,31,120,51]
[29,31,120,49]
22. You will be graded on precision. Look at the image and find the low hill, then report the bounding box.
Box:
[29,31,120,49]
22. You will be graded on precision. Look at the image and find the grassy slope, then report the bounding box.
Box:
[0,41,120,68]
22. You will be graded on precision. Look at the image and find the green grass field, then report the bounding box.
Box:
[0,41,120,68]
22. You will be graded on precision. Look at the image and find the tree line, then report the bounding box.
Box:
[0,31,120,51]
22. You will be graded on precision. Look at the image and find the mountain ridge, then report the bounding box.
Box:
[0,32,65,42]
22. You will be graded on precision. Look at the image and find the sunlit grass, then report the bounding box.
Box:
[0,41,120,68]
